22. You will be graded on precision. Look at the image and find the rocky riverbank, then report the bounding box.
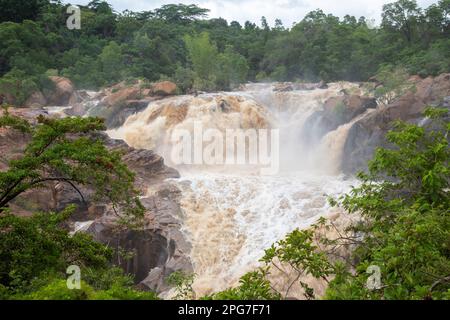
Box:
[0,105,192,296]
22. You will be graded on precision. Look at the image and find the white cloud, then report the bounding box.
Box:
[67,0,439,27]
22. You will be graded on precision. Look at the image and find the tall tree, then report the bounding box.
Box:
[381,0,422,43]
[0,0,50,23]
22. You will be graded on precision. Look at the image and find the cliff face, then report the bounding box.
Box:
[342,73,450,174]
[296,74,450,174]
[0,107,191,295]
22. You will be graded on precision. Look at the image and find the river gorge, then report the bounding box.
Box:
[104,82,375,296]
[5,74,449,298]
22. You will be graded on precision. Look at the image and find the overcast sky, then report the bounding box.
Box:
[66,0,439,27]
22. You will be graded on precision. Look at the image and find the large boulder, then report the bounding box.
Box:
[323,95,377,122]
[150,81,177,96]
[46,76,77,106]
[104,137,180,188]
[90,97,157,129]
[25,91,47,108]
[86,220,171,283]
[91,82,178,129]
[101,87,141,108]
[383,73,450,122]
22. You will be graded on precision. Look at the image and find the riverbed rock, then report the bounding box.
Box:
[81,180,192,294]
[273,83,294,92]
[151,81,177,96]
[65,102,87,116]
[273,81,329,92]
[323,95,377,121]
[101,87,141,108]
[25,91,47,108]
[89,82,179,128]
[46,76,77,106]
[90,96,160,128]
[104,136,180,189]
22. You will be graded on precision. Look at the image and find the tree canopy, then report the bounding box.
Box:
[0,107,144,222]
[0,0,448,104]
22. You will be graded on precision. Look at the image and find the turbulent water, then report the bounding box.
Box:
[107,82,361,295]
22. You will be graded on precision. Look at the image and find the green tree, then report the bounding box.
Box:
[0,69,39,105]
[381,0,422,43]
[0,206,109,291]
[372,65,415,105]
[0,109,144,223]
[84,1,116,37]
[153,4,209,24]
[0,207,158,299]
[99,41,124,83]
[184,32,219,91]
[204,269,281,300]
[0,0,50,23]
[216,45,249,89]
[167,271,195,300]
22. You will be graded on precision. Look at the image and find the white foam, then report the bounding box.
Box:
[175,171,355,295]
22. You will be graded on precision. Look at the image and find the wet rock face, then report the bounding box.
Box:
[103,136,180,189]
[25,91,47,108]
[0,108,192,294]
[341,111,388,174]
[83,182,193,294]
[87,223,170,283]
[90,101,154,129]
[86,81,178,129]
[46,76,78,106]
[75,149,189,294]
[302,94,377,144]
[342,74,450,174]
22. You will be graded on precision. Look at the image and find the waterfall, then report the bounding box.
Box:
[106,82,362,296]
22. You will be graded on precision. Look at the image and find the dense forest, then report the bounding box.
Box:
[0,0,449,302]
[0,0,449,105]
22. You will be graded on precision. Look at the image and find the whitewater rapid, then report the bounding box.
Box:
[175,171,353,295]
[107,82,361,296]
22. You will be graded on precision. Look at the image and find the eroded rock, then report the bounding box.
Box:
[151,81,177,96]
[46,76,77,106]
[302,94,377,144]
[342,73,450,174]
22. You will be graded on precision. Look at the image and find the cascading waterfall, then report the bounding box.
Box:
[107,82,362,296]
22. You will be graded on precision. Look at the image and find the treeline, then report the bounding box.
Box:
[0,0,449,104]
